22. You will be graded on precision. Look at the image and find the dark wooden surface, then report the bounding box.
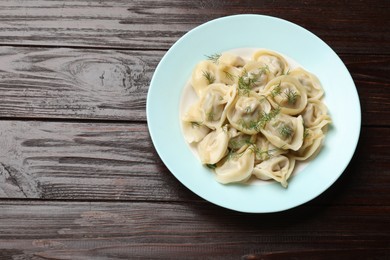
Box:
[0,1,389,259]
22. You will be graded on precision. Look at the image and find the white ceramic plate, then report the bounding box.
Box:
[147,14,361,213]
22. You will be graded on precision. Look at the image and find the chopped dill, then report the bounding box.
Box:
[271,81,282,97]
[237,73,252,96]
[239,107,280,131]
[303,125,310,139]
[228,136,252,150]
[258,107,281,129]
[284,88,299,104]
[202,71,215,84]
[190,121,202,128]
[206,163,217,169]
[237,66,269,96]
[249,144,280,160]
[206,109,215,121]
[224,70,235,81]
[245,106,252,113]
[205,53,221,64]
[279,124,293,138]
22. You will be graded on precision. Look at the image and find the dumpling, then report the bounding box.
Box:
[264,75,308,115]
[197,125,229,164]
[198,83,237,130]
[182,122,210,143]
[289,68,324,101]
[228,130,256,154]
[291,127,324,161]
[217,63,242,85]
[301,99,331,129]
[218,52,245,67]
[252,155,295,188]
[227,92,271,135]
[215,147,254,184]
[191,60,218,97]
[239,61,274,94]
[253,133,287,163]
[182,102,211,143]
[260,113,304,151]
[252,49,289,77]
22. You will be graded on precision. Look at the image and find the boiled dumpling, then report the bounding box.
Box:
[198,125,229,164]
[191,60,219,97]
[289,68,324,101]
[292,127,324,161]
[218,52,245,67]
[217,63,242,85]
[252,49,289,77]
[182,102,210,143]
[215,147,254,184]
[240,61,274,94]
[301,99,331,129]
[227,92,271,135]
[260,113,304,151]
[264,75,308,116]
[253,133,287,163]
[198,83,237,130]
[228,130,256,154]
[252,155,295,187]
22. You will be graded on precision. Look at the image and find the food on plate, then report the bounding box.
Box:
[181,49,331,187]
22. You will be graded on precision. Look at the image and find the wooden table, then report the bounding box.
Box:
[0,1,389,259]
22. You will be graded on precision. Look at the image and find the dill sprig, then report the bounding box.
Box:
[202,71,215,84]
[190,121,202,128]
[237,73,252,96]
[303,125,310,139]
[206,109,215,121]
[228,136,252,150]
[249,144,280,160]
[279,124,293,138]
[258,107,281,129]
[271,81,282,97]
[223,70,235,82]
[239,107,280,132]
[206,163,217,169]
[284,88,298,104]
[237,66,269,96]
[205,53,221,64]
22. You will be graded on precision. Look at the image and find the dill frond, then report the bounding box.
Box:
[206,163,217,169]
[202,71,215,84]
[223,70,235,82]
[271,81,282,97]
[284,88,298,104]
[205,53,221,64]
[279,124,293,138]
[190,121,202,128]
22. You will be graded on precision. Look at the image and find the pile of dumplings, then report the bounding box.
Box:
[182,49,331,187]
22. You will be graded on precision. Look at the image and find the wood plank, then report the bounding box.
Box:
[0,201,389,259]
[0,47,160,121]
[0,47,389,125]
[0,121,389,206]
[0,0,388,54]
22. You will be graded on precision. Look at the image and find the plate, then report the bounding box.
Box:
[147,14,361,213]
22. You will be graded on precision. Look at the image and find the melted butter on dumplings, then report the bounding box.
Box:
[182,48,331,187]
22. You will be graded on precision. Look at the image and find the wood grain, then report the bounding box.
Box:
[0,47,159,121]
[0,47,389,125]
[0,201,389,259]
[0,121,389,205]
[0,0,389,54]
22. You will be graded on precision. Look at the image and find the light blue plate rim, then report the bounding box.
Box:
[147,14,361,213]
